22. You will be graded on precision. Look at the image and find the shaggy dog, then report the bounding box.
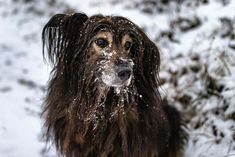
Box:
[42,12,187,157]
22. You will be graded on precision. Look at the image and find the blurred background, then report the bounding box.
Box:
[0,0,235,156]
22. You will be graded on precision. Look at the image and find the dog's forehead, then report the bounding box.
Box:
[90,16,134,35]
[95,30,132,42]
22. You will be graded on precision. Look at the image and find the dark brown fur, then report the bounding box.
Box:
[42,13,187,157]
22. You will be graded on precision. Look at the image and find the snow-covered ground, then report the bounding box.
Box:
[0,0,234,157]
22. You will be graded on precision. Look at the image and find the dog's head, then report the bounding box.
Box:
[42,13,160,96]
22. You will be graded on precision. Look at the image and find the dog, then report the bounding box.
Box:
[42,12,187,157]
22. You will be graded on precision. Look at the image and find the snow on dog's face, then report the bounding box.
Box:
[90,31,134,87]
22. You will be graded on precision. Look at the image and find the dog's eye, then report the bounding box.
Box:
[124,41,132,51]
[95,38,109,48]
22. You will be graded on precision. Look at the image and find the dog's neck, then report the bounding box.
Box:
[75,83,139,121]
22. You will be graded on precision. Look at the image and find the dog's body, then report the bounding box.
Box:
[42,13,187,157]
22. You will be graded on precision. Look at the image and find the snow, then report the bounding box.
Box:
[0,0,234,157]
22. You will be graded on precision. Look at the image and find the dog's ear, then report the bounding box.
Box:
[42,13,89,65]
[141,35,160,86]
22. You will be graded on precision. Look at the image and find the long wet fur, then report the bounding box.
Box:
[42,13,187,157]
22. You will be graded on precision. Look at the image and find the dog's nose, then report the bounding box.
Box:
[117,69,132,81]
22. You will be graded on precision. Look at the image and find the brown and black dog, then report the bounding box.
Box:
[42,12,187,157]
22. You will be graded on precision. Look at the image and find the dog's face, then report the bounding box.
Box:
[90,31,134,87]
[42,13,160,95]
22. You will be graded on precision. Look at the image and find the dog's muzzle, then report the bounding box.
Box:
[101,58,134,87]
